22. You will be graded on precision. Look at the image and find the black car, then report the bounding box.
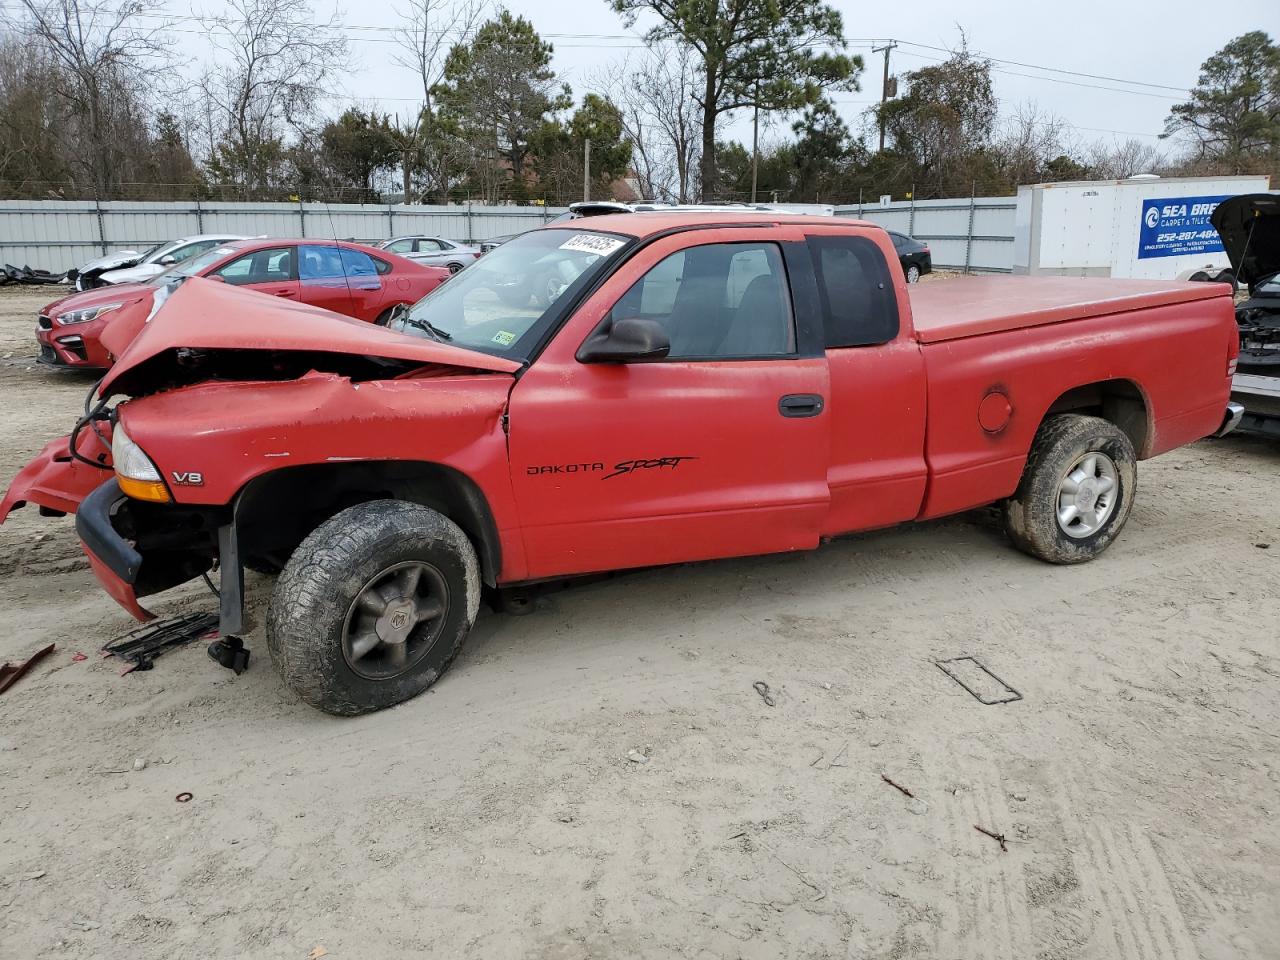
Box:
[888,231,932,283]
[1210,193,1280,437]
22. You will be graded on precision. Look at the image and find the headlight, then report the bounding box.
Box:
[111,419,170,503]
[56,302,124,325]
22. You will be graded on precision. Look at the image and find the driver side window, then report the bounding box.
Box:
[610,242,795,359]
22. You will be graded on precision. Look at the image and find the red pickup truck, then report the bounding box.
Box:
[0,213,1242,715]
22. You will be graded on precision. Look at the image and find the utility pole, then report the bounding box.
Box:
[872,41,898,153]
[583,138,591,202]
[750,80,760,204]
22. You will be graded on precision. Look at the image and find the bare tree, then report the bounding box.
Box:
[18,0,171,195]
[605,42,701,202]
[1085,138,1166,180]
[201,0,348,192]
[393,0,482,200]
[992,102,1073,186]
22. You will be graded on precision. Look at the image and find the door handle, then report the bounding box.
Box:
[778,394,824,418]
[273,289,295,297]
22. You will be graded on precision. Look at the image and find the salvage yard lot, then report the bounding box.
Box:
[0,283,1277,959]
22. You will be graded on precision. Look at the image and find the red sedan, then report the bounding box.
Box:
[36,238,448,369]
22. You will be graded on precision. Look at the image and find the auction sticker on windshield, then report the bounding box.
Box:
[559,234,626,256]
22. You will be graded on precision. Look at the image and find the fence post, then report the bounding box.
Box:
[297,192,306,238]
[858,187,863,219]
[964,182,977,275]
[387,201,395,238]
[466,199,474,244]
[194,196,204,233]
[908,184,916,236]
[93,196,107,255]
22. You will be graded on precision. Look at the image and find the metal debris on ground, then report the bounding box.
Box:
[207,636,250,674]
[0,643,55,696]
[0,264,67,286]
[752,680,776,706]
[974,824,1009,852]
[881,773,915,798]
[935,655,1023,705]
[175,792,193,803]
[102,612,218,675]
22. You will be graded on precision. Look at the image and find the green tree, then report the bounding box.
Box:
[877,44,997,198]
[1164,31,1279,174]
[791,98,855,201]
[320,108,399,193]
[533,95,632,201]
[437,10,571,199]
[610,0,860,200]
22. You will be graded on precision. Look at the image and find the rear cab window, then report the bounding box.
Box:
[807,235,899,348]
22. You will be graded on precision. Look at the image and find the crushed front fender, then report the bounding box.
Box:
[0,432,114,523]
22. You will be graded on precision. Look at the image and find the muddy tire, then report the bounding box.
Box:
[267,500,480,716]
[1003,414,1136,564]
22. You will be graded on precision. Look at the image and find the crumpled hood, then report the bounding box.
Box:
[99,277,520,398]
[76,249,144,274]
[1210,193,1280,292]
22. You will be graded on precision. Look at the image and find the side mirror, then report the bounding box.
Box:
[207,274,227,283]
[577,315,670,363]
[158,255,176,266]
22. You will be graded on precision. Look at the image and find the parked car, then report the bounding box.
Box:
[69,235,246,290]
[889,231,932,282]
[36,238,448,369]
[1211,193,1280,437]
[2,213,1239,715]
[376,236,479,273]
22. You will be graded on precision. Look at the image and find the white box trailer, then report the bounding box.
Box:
[1013,174,1272,281]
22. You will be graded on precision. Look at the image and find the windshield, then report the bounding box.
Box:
[134,241,166,262]
[151,244,243,283]
[391,229,628,358]
[1256,274,1280,296]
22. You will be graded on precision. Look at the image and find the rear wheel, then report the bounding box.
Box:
[906,263,921,283]
[1003,414,1136,564]
[446,262,465,274]
[267,500,480,716]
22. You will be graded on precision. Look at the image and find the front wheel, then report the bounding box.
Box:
[267,500,480,716]
[1003,414,1136,564]
[906,264,921,283]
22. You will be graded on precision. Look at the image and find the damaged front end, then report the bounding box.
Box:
[4,277,520,632]
[1212,194,1280,437]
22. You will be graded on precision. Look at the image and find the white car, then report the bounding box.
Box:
[378,236,479,274]
[71,234,246,290]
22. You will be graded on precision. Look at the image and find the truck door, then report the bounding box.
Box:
[507,228,831,580]
[803,229,928,534]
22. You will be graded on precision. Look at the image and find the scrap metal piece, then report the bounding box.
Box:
[102,612,218,675]
[936,656,1023,705]
[0,643,56,695]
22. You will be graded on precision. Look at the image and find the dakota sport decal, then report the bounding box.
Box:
[525,456,697,480]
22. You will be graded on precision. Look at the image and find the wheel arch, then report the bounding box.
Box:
[1041,378,1152,458]
[234,460,502,585]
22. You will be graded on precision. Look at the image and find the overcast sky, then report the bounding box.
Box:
[171,0,1272,158]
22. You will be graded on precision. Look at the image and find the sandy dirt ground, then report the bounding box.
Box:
[0,283,1277,960]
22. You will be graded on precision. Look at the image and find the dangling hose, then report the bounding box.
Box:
[68,375,112,471]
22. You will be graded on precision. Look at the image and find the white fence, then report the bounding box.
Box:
[835,196,1017,273]
[0,195,1019,274]
[0,199,569,272]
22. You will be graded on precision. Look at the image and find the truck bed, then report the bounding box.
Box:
[908,275,1228,343]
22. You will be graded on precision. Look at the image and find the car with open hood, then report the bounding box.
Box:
[1211,193,1280,436]
[2,212,1241,716]
[37,237,449,369]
